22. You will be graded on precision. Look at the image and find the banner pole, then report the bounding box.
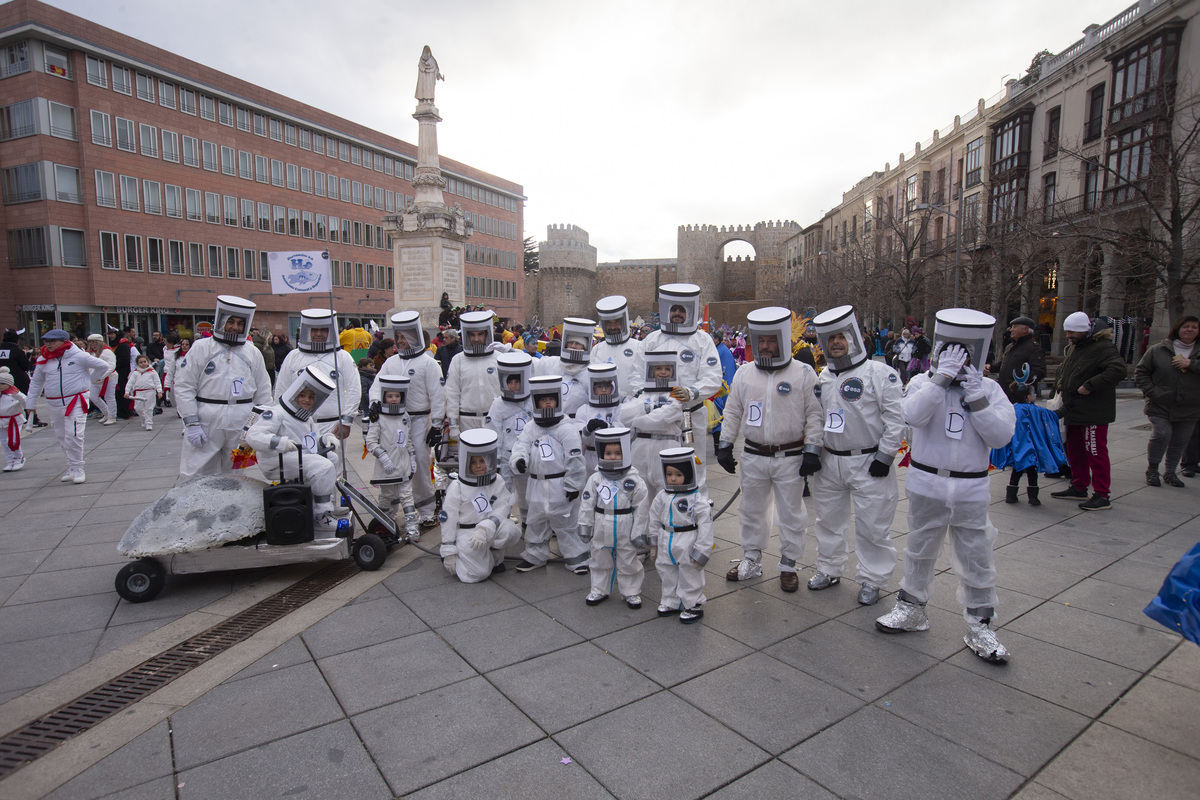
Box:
[323,251,348,482]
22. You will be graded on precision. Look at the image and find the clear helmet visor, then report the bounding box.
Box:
[281,365,336,420]
[660,446,698,493]
[594,426,632,472]
[377,376,410,414]
[643,351,677,390]
[560,318,596,363]
[658,296,700,335]
[811,305,866,372]
[298,309,337,353]
[460,311,495,355]
[496,353,533,400]
[587,365,619,406]
[458,428,499,486]
[596,296,631,344]
[390,312,424,358]
[529,377,564,421]
[213,295,256,345]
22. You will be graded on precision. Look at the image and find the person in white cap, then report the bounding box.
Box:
[23,329,110,483]
[592,296,641,397]
[275,309,360,442]
[485,352,534,531]
[244,365,341,530]
[85,334,118,425]
[365,374,420,541]
[369,311,445,527]
[439,428,522,582]
[716,307,823,592]
[174,296,273,481]
[445,310,507,440]
[875,308,1016,664]
[533,316,596,419]
[0,367,27,471]
[652,446,713,623]
[579,427,649,608]
[806,305,905,606]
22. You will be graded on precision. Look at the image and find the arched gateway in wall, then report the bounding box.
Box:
[676,220,799,302]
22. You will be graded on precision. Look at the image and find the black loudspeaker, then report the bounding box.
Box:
[263,451,314,545]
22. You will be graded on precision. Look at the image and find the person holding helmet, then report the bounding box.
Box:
[592,296,641,397]
[445,310,508,440]
[533,316,596,419]
[439,428,522,582]
[485,352,535,531]
[620,351,685,498]
[651,446,713,623]
[174,296,273,481]
[875,308,1016,664]
[806,305,905,606]
[275,309,360,443]
[716,306,823,592]
[365,374,420,542]
[578,427,650,608]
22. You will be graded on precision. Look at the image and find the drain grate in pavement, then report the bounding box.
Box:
[0,560,359,779]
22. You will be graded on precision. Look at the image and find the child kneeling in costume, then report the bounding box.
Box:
[578,427,649,608]
[439,428,522,582]
[652,447,713,623]
[366,375,420,541]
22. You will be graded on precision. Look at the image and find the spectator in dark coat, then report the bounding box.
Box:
[1134,315,1200,487]
[436,329,461,378]
[0,329,42,425]
[270,334,292,374]
[988,316,1047,402]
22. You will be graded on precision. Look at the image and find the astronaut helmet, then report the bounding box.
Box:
[529,375,564,423]
[212,295,256,346]
[643,350,678,391]
[932,308,996,380]
[496,351,533,400]
[660,447,699,493]
[280,364,336,421]
[811,305,868,373]
[560,317,596,364]
[658,283,701,335]
[746,306,793,371]
[587,363,620,407]
[457,428,499,487]
[376,374,410,415]
[297,308,338,353]
[390,310,425,358]
[596,295,631,344]
[594,426,633,473]
[459,310,495,356]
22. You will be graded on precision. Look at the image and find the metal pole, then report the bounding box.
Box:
[953,145,964,306]
[323,250,348,482]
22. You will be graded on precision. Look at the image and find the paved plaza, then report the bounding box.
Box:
[0,393,1197,799]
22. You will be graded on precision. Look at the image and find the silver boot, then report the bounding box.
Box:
[964,621,1010,663]
[875,598,930,633]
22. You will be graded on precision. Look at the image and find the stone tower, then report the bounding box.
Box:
[676,220,800,302]
[524,224,598,325]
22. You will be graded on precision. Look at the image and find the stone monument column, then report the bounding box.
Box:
[383,46,472,330]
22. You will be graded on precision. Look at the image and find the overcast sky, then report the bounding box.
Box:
[48,0,1127,262]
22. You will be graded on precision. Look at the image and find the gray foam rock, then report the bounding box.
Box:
[118,475,267,557]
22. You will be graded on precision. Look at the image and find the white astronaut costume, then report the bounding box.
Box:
[369,311,445,524]
[175,297,273,482]
[86,336,118,423]
[24,330,110,482]
[576,364,624,474]
[718,308,823,586]
[125,364,163,430]
[531,316,594,419]
[445,310,505,439]
[620,351,684,498]
[485,352,533,526]
[244,366,341,529]
[652,448,713,622]
[365,374,419,540]
[274,309,360,439]
[439,428,522,583]
[510,376,588,571]
[808,305,904,604]
[875,309,1017,664]
[631,284,722,486]
[591,296,642,398]
[578,428,649,606]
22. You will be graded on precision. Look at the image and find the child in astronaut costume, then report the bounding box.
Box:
[510,376,589,573]
[244,366,342,531]
[577,364,624,474]
[484,352,533,529]
[875,309,1017,663]
[591,296,641,398]
[439,428,522,583]
[532,316,595,419]
[365,375,420,541]
[620,351,684,499]
[445,310,508,440]
[652,447,713,623]
[125,355,164,430]
[807,305,905,606]
[578,427,649,608]
[1,367,27,471]
[275,308,360,441]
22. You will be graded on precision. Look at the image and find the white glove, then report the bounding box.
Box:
[443,554,458,576]
[378,452,395,474]
[467,530,489,551]
[936,344,968,380]
[185,425,207,448]
[320,433,339,450]
[962,365,985,400]
[448,426,460,443]
[276,437,298,453]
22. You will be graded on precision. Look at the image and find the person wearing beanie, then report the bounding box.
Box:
[1050,312,1127,510]
[0,366,27,471]
[987,316,1047,403]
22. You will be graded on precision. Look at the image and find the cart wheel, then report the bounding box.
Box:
[353,534,388,571]
[115,559,165,602]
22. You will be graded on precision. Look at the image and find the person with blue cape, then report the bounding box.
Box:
[990,381,1068,505]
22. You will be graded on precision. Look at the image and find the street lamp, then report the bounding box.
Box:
[914,198,965,307]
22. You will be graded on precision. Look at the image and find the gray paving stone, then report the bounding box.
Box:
[1123,540,1196,570]
[43,721,173,800]
[353,676,542,797]
[703,759,837,799]
[781,705,1023,800]
[1006,602,1179,671]
[319,630,475,715]
[1009,783,1073,800]
[0,628,103,694]
[0,548,48,577]
[996,537,1119,576]
[177,720,392,800]
[90,487,173,508]
[765,620,939,701]
[0,508,86,534]
[399,574,524,628]
[700,586,826,649]
[490,558,592,603]
[1101,676,1200,760]
[487,642,659,733]
[556,691,769,800]
[1091,555,1178,592]
[992,552,1090,599]
[171,661,345,770]
[673,652,864,755]
[0,593,117,643]
[1036,722,1200,800]
[439,604,583,672]
[838,599,985,660]
[93,618,176,659]
[36,541,127,572]
[594,616,753,687]
[1152,640,1200,689]
[56,520,130,548]
[0,524,71,555]
[300,594,427,659]
[92,776,178,800]
[1053,577,1169,626]
[405,737,617,800]
[534,587,660,639]
[345,582,392,605]
[224,636,314,684]
[108,574,235,625]
[5,563,116,605]
[381,552,469,596]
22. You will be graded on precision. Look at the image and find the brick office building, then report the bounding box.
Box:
[0,0,525,343]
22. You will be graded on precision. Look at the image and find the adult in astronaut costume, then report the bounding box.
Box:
[244,365,341,530]
[274,309,360,441]
[484,352,533,529]
[24,329,110,483]
[532,316,595,419]
[174,296,273,482]
[439,428,522,583]
[369,311,445,526]
[365,374,419,541]
[875,309,1017,663]
[716,307,824,592]
[591,296,641,398]
[632,284,723,485]
[445,310,507,440]
[806,305,904,605]
[577,364,625,474]
[620,351,684,499]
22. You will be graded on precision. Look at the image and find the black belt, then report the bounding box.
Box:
[910,460,989,479]
[458,522,476,529]
[825,445,879,457]
[672,524,697,533]
[745,438,806,454]
[460,411,483,417]
[594,506,633,515]
[197,397,253,405]
[315,416,340,423]
[585,445,595,452]
[408,409,431,417]
[684,403,704,413]
[635,432,677,440]
[531,471,566,480]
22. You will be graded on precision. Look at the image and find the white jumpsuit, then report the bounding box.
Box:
[620,391,683,498]
[275,348,360,438]
[174,337,273,481]
[591,339,642,399]
[810,360,904,588]
[26,345,110,470]
[575,400,624,474]
[1,389,27,466]
[579,467,649,600]
[485,395,532,524]
[510,419,588,568]
[720,359,823,573]
[125,367,163,428]
[365,410,418,535]
[88,348,117,420]
[532,357,589,419]
[445,350,504,438]
[244,405,337,520]
[901,371,1016,621]
[438,477,522,583]
[652,487,713,612]
[370,351,445,521]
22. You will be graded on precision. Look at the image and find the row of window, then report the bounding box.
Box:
[464,276,518,302]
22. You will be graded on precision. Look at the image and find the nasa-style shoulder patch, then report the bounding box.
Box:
[408,368,415,375]
[676,498,690,513]
[569,448,582,456]
[582,491,591,500]
[623,348,633,357]
[888,373,899,383]
[623,477,637,491]
[777,381,792,395]
[204,361,216,374]
[813,384,822,398]
[260,409,273,419]
[437,510,449,522]
[680,349,695,363]
[707,356,718,366]
[487,367,494,374]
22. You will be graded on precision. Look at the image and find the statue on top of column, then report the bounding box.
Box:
[416,46,443,104]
